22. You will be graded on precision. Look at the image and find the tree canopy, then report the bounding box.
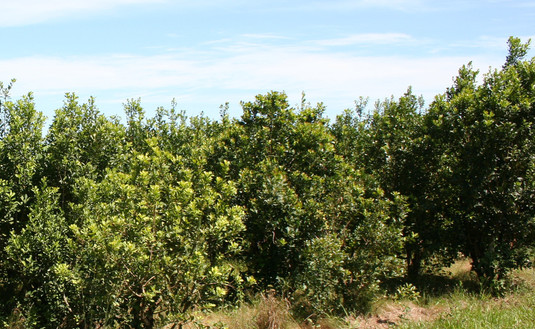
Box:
[0,37,534,328]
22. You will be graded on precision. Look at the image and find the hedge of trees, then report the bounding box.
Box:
[0,37,534,328]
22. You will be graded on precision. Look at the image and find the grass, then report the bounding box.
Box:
[183,292,346,329]
[178,260,535,328]
[4,259,533,328]
[403,296,535,328]
[397,266,535,329]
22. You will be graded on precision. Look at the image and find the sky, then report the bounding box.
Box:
[1,0,534,122]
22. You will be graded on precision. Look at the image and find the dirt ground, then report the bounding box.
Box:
[351,302,447,329]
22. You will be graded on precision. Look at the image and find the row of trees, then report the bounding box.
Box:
[0,37,534,327]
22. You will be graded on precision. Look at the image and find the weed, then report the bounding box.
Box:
[255,292,293,329]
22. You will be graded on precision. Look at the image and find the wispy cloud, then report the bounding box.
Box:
[442,35,535,54]
[240,34,291,40]
[0,38,506,119]
[316,33,416,47]
[356,0,422,9]
[0,0,162,26]
[303,0,426,12]
[509,0,535,8]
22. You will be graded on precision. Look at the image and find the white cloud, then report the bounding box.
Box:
[356,0,421,8]
[316,33,416,47]
[439,35,535,58]
[240,34,291,40]
[0,0,162,26]
[304,0,426,12]
[0,40,506,119]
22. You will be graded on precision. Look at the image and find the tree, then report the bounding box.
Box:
[64,115,246,327]
[429,37,535,284]
[212,92,405,314]
[42,93,126,217]
[4,183,74,327]
[332,90,445,279]
[0,88,46,316]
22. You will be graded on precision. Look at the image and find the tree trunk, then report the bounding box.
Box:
[407,247,422,281]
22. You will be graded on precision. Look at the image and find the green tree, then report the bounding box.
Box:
[3,98,248,328]
[332,90,445,279]
[213,92,405,314]
[429,37,535,283]
[66,131,246,327]
[42,93,126,217]
[0,88,46,316]
[4,183,74,327]
[0,90,45,235]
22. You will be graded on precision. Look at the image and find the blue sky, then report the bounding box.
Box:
[1,0,534,121]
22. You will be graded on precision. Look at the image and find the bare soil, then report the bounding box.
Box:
[351,302,447,329]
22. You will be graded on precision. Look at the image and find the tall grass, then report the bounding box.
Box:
[401,292,535,328]
[180,261,535,329]
[399,267,535,329]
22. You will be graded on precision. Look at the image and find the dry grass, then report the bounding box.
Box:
[445,257,472,279]
[349,258,476,328]
[187,296,446,329]
[184,293,300,329]
[184,293,347,329]
[173,260,535,329]
[349,301,447,329]
[254,293,294,329]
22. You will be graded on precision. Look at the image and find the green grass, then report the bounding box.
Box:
[182,261,535,329]
[397,266,535,329]
[401,291,535,328]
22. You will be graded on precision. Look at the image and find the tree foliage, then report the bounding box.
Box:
[427,37,535,282]
[0,37,533,327]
